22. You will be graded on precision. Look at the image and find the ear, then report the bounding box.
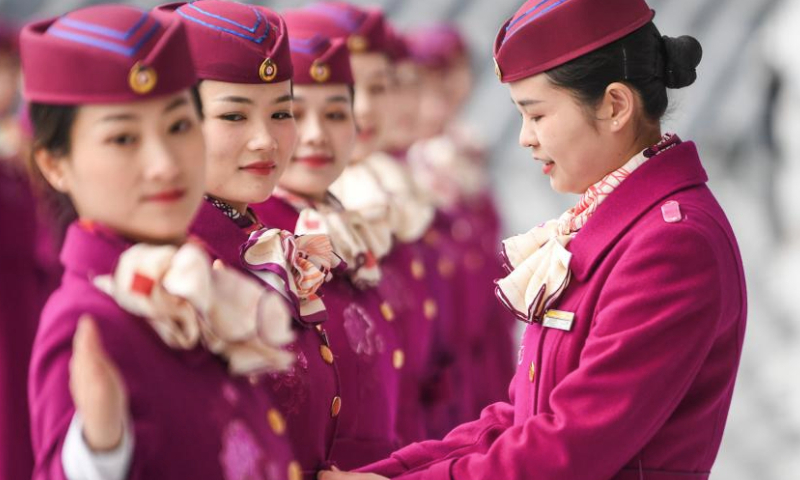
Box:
[599,82,636,133]
[33,147,71,194]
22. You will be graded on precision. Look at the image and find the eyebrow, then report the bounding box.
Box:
[515,99,543,107]
[326,95,350,103]
[273,94,294,104]
[164,96,188,113]
[215,95,253,105]
[214,93,294,106]
[100,112,138,122]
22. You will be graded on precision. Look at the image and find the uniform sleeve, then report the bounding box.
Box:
[362,392,515,476]
[394,224,727,480]
[29,305,147,480]
[62,413,134,480]
[29,307,82,480]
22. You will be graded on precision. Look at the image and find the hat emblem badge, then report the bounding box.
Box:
[129,62,158,95]
[310,61,331,83]
[493,57,502,80]
[348,35,368,53]
[259,58,278,82]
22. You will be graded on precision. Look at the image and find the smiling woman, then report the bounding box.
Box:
[31,93,205,243]
[199,80,297,213]
[320,0,747,480]
[22,4,297,480]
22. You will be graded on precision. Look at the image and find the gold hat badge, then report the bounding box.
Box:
[310,60,331,83]
[347,34,368,53]
[259,58,278,82]
[129,62,157,94]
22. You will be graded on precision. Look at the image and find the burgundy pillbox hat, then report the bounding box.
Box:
[288,2,389,55]
[20,4,197,105]
[284,11,353,86]
[153,0,293,84]
[384,24,410,62]
[493,0,654,83]
[407,24,467,71]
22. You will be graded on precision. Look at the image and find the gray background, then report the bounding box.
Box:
[3,0,798,478]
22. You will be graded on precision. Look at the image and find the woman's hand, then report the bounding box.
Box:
[318,471,389,480]
[69,315,129,452]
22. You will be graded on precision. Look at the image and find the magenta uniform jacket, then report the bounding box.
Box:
[253,196,402,471]
[190,200,341,479]
[362,141,747,480]
[0,164,39,480]
[451,194,515,420]
[378,241,436,445]
[28,222,297,480]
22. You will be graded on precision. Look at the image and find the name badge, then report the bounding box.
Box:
[542,310,575,332]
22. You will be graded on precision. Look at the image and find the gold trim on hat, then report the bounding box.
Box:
[129,62,157,95]
[259,58,278,82]
[493,57,502,81]
[348,34,369,53]
[310,60,331,83]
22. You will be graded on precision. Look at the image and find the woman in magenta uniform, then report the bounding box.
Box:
[253,6,403,470]
[376,29,462,442]
[153,3,343,478]
[404,24,515,432]
[318,11,440,446]
[321,0,747,479]
[22,5,298,479]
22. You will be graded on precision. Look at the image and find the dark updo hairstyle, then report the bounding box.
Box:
[545,22,702,124]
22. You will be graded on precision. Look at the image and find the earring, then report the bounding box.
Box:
[612,120,619,127]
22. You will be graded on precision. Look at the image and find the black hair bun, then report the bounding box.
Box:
[661,35,702,89]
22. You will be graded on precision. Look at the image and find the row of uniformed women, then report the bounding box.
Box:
[13,1,514,479]
[11,0,750,478]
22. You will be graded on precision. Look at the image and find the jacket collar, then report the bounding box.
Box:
[189,200,251,271]
[568,141,708,281]
[60,221,132,279]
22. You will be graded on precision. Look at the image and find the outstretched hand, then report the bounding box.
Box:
[69,315,129,452]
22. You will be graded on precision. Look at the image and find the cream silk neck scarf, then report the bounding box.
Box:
[273,188,385,289]
[93,241,296,375]
[329,152,435,244]
[496,134,681,323]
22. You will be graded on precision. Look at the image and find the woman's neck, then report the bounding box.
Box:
[617,126,663,169]
[279,186,327,204]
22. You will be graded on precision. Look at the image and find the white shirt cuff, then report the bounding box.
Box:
[62,412,134,480]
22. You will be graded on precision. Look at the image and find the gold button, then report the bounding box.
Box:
[393,349,405,369]
[380,302,395,322]
[451,219,472,242]
[331,396,342,417]
[465,251,484,271]
[424,299,438,321]
[288,461,302,480]
[267,408,286,435]
[424,229,441,246]
[438,258,455,278]
[528,361,536,383]
[320,345,334,365]
[410,259,426,280]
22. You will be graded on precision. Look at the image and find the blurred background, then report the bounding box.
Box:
[1,0,798,478]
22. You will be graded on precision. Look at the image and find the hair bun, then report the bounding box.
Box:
[661,35,702,89]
